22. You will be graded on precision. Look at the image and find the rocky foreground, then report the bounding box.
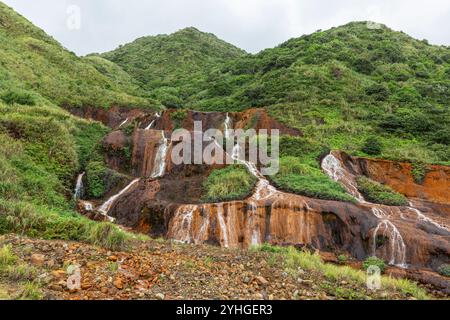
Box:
[0,234,447,300]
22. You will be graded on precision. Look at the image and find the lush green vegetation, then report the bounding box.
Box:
[255,244,429,300]
[202,165,257,202]
[356,176,408,206]
[0,2,153,109]
[271,156,355,202]
[0,101,137,249]
[102,22,449,165]
[363,256,387,273]
[102,27,245,109]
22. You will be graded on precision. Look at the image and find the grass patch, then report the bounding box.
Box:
[363,256,387,273]
[202,165,257,202]
[0,199,133,251]
[356,176,408,206]
[437,264,450,277]
[271,157,355,203]
[255,245,429,300]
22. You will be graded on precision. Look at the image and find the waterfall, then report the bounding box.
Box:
[231,143,277,201]
[195,206,210,245]
[73,172,85,201]
[97,179,140,221]
[321,153,365,201]
[224,113,232,139]
[151,131,170,178]
[248,202,261,246]
[322,152,408,267]
[407,202,449,232]
[371,207,407,267]
[118,118,129,128]
[171,205,196,244]
[145,113,161,130]
[217,204,229,248]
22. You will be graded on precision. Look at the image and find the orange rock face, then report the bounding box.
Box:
[341,154,450,205]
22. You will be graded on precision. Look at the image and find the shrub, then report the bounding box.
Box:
[437,264,450,277]
[363,256,386,273]
[356,176,408,206]
[362,136,383,156]
[411,162,428,185]
[1,89,36,106]
[202,165,257,202]
[0,245,16,267]
[338,254,349,264]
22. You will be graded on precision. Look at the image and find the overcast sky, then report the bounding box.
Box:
[3,0,450,55]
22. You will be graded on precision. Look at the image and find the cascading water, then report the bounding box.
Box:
[97,178,140,221]
[145,113,161,130]
[118,118,129,128]
[151,131,170,178]
[371,207,407,267]
[321,153,365,201]
[407,202,449,232]
[248,202,261,246]
[322,152,407,267]
[216,204,229,248]
[224,113,232,139]
[73,172,85,201]
[171,205,196,244]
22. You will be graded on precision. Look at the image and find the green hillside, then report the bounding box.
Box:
[102,22,450,165]
[101,27,246,108]
[0,2,153,109]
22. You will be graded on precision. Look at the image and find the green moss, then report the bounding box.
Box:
[202,165,257,202]
[356,176,408,206]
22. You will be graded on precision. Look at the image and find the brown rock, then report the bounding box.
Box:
[31,254,45,266]
[114,278,123,290]
[255,276,269,286]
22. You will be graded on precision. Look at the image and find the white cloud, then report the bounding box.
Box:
[2,0,449,55]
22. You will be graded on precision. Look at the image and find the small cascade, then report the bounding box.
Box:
[322,152,408,267]
[216,204,229,248]
[231,144,278,201]
[118,118,129,128]
[97,179,140,221]
[224,113,233,139]
[407,202,449,232]
[321,153,364,201]
[248,202,261,246]
[151,131,170,178]
[73,172,85,201]
[195,206,210,245]
[145,113,161,130]
[371,207,407,267]
[171,205,197,244]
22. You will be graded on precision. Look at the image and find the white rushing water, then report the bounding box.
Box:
[172,205,196,244]
[371,207,407,267]
[224,113,233,140]
[321,154,365,202]
[407,202,449,232]
[145,113,161,130]
[151,131,170,178]
[248,202,261,246]
[97,178,140,221]
[322,152,407,267]
[73,172,85,201]
[217,204,229,248]
[118,118,129,128]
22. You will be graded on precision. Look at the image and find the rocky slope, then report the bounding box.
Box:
[69,108,450,294]
[1,234,445,300]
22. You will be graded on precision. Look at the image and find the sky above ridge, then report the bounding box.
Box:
[3,0,450,56]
